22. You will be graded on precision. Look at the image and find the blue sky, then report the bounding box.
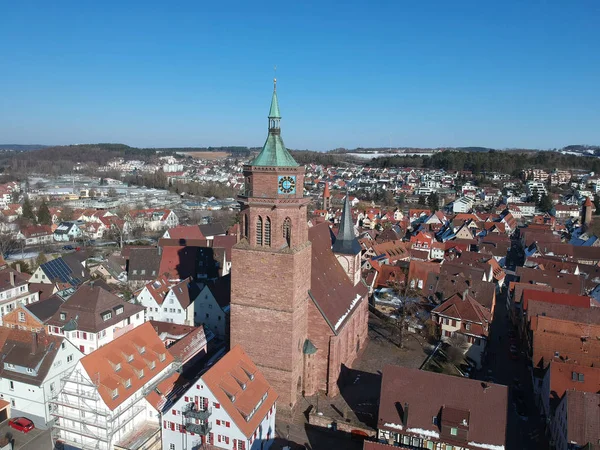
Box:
[1,1,599,150]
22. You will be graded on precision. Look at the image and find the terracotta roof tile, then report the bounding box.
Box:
[80,322,174,410]
[378,365,507,448]
[201,345,277,439]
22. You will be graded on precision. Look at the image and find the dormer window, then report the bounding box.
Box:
[60,313,66,321]
[115,363,121,372]
[138,369,144,379]
[115,306,124,315]
[102,312,112,321]
[139,346,145,354]
[112,388,119,399]
[125,379,131,388]
[127,354,133,362]
[149,360,156,370]
[159,353,166,362]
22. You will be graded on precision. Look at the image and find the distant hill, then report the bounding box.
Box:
[0,144,49,151]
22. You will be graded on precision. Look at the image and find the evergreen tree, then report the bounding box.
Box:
[22,196,36,223]
[593,194,600,213]
[417,195,427,206]
[538,193,553,213]
[530,188,540,205]
[427,192,440,211]
[37,201,52,225]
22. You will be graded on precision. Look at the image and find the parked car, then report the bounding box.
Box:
[62,245,74,250]
[9,417,35,433]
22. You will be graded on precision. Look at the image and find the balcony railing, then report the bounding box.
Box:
[183,404,212,421]
[185,422,212,436]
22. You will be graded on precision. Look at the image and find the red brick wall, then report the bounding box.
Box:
[304,294,370,398]
[231,245,311,409]
[327,295,369,397]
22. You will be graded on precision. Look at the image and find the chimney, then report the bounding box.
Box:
[9,271,15,287]
[402,402,409,427]
[31,332,38,355]
[15,263,21,273]
[462,289,468,299]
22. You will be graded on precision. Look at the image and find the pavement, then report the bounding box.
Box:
[0,420,52,450]
[478,273,548,449]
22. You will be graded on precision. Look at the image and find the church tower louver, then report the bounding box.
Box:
[230,80,311,410]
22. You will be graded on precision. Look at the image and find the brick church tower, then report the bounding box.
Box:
[230,80,311,410]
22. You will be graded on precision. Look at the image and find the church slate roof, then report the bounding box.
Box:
[308,222,367,334]
[332,195,362,255]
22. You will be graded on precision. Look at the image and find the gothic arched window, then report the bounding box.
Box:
[283,217,292,247]
[243,213,249,239]
[256,216,263,246]
[264,217,271,247]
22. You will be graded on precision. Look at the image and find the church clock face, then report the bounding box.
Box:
[278,175,296,194]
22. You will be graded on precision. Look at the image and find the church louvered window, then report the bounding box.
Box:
[264,217,271,247]
[283,217,291,246]
[243,213,248,239]
[256,216,263,246]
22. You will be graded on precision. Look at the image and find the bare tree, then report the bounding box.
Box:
[446,333,469,366]
[390,280,421,349]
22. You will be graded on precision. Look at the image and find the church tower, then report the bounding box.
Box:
[230,80,311,410]
[333,194,362,286]
[582,196,594,227]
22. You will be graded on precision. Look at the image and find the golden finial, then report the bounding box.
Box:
[274,65,277,91]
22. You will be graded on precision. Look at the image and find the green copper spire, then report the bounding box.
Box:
[251,79,299,167]
[268,79,281,119]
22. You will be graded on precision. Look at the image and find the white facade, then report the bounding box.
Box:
[48,310,145,355]
[52,361,172,449]
[0,338,83,428]
[0,274,40,325]
[194,285,229,340]
[137,283,195,326]
[452,197,473,214]
[162,382,276,450]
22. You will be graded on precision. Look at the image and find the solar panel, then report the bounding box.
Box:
[41,258,82,286]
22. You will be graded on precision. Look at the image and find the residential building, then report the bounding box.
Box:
[538,361,600,421]
[161,345,277,450]
[53,222,83,242]
[452,197,474,214]
[16,225,54,246]
[550,391,600,450]
[194,275,230,340]
[0,328,83,428]
[0,264,40,325]
[50,322,177,449]
[136,276,200,325]
[377,365,507,450]
[431,292,491,368]
[30,253,90,290]
[46,283,145,354]
[3,295,65,332]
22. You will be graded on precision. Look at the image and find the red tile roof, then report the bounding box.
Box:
[165,225,205,240]
[378,365,507,449]
[79,322,174,410]
[522,289,591,312]
[547,361,600,406]
[201,345,277,439]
